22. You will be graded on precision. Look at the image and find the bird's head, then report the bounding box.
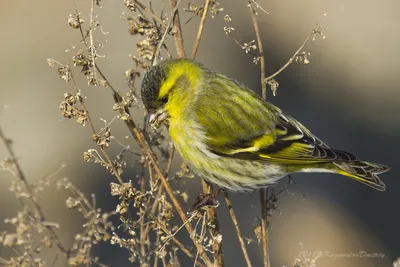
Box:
[141,59,203,129]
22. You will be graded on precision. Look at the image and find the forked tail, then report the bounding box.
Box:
[334,160,390,191]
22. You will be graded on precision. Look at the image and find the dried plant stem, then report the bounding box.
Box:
[0,125,68,256]
[153,2,180,65]
[133,0,165,25]
[142,145,175,238]
[249,6,267,99]
[260,189,270,267]
[139,162,147,261]
[153,224,160,267]
[223,192,252,267]
[70,74,124,185]
[249,6,270,267]
[164,144,175,177]
[169,0,186,58]
[191,0,211,59]
[264,29,315,82]
[89,0,97,81]
[201,180,224,266]
[145,210,204,267]
[147,149,211,266]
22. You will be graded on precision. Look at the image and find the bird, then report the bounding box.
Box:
[140,58,390,192]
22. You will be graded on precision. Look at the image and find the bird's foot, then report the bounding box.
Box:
[191,188,224,212]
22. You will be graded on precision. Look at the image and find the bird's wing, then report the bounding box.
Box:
[209,109,358,164]
[194,74,355,164]
[193,74,277,150]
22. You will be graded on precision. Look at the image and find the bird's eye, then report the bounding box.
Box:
[160,96,168,104]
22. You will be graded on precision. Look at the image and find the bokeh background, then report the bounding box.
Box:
[0,0,399,266]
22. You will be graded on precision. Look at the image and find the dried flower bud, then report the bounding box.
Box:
[224,15,232,22]
[68,13,84,29]
[57,65,72,82]
[223,26,234,34]
[124,0,138,12]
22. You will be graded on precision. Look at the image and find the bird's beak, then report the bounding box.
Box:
[148,109,169,129]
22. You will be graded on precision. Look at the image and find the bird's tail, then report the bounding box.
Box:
[333,159,390,191]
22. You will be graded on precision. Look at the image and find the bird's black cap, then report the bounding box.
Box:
[141,63,167,113]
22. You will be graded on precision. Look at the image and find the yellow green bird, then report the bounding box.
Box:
[141,58,389,192]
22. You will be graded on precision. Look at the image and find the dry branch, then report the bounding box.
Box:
[224,192,252,267]
[249,5,271,267]
[249,6,267,99]
[169,0,186,58]
[201,180,224,266]
[0,125,68,256]
[191,0,212,59]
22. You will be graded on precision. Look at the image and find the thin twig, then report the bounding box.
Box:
[133,0,165,26]
[153,1,181,66]
[142,144,174,237]
[139,162,147,262]
[70,74,124,185]
[264,29,316,82]
[164,143,175,178]
[146,210,205,266]
[147,211,203,266]
[72,1,89,47]
[249,6,267,99]
[67,11,125,185]
[201,180,224,266]
[260,189,270,267]
[223,192,252,267]
[89,0,97,81]
[148,160,155,189]
[153,217,160,267]
[169,0,186,58]
[248,0,269,15]
[191,0,211,59]
[249,6,270,266]
[158,211,198,254]
[0,125,69,256]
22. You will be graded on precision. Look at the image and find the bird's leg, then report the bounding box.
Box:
[191,188,225,211]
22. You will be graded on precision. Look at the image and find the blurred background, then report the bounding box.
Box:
[0,0,399,266]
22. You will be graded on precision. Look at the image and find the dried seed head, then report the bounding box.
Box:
[124,0,139,12]
[68,13,84,29]
[223,26,234,34]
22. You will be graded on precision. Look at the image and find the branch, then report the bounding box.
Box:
[223,192,252,267]
[201,180,224,266]
[139,162,146,261]
[89,0,97,81]
[133,0,165,26]
[0,125,68,256]
[169,0,186,58]
[144,209,204,266]
[264,27,321,82]
[191,0,211,59]
[260,189,270,267]
[249,5,270,267]
[142,145,175,237]
[70,72,124,185]
[249,6,267,99]
[153,2,180,66]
